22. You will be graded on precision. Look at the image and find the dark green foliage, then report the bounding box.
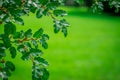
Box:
[0,0,69,80]
[33,28,43,38]
[14,17,24,25]
[21,52,30,60]
[24,42,31,48]
[2,35,11,48]
[5,61,15,71]
[92,1,104,13]
[31,40,38,49]
[39,0,49,5]
[24,29,32,38]
[54,24,61,33]
[40,39,48,49]
[36,9,43,18]
[42,34,49,40]
[4,22,16,36]
[41,68,49,80]
[0,43,6,58]
[47,2,60,10]
[17,44,26,53]
[0,61,15,79]
[30,48,42,56]
[0,48,5,58]
[53,9,67,16]
[32,57,49,80]
[13,32,21,39]
[102,0,120,15]
[9,47,16,58]
[34,57,49,66]
[62,27,68,37]
[53,19,69,37]
[92,0,120,14]
[73,0,120,15]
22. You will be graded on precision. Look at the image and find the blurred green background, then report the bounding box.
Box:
[1,6,120,80]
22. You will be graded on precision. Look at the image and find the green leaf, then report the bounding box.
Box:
[32,63,49,80]
[53,9,67,17]
[4,22,16,36]
[30,5,37,13]
[2,14,9,22]
[14,0,21,6]
[13,31,25,39]
[32,63,41,80]
[54,24,61,33]
[5,61,15,71]
[13,40,19,45]
[2,34,11,48]
[24,29,32,38]
[0,43,5,49]
[41,68,49,80]
[62,27,67,37]
[42,34,49,40]
[9,47,16,58]
[60,19,69,27]
[17,45,25,53]
[31,40,38,49]
[47,2,60,10]
[21,52,30,60]
[14,17,24,25]
[3,69,11,77]
[0,48,6,58]
[53,20,61,33]
[36,9,43,18]
[39,0,49,5]
[30,48,42,56]
[92,2,103,13]
[24,42,31,48]
[19,30,25,39]
[42,42,48,49]
[33,28,43,38]
[34,57,49,66]
[40,39,48,49]
[43,8,49,16]
[13,32,21,39]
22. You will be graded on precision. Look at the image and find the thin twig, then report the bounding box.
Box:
[30,55,34,63]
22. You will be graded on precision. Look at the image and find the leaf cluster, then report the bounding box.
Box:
[0,22,49,79]
[92,0,120,13]
[0,0,69,80]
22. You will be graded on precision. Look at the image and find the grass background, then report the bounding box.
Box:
[1,7,120,80]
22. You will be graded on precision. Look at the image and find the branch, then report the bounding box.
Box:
[40,4,56,20]
[48,11,56,20]
[30,55,34,63]
[18,37,30,43]
[16,37,37,43]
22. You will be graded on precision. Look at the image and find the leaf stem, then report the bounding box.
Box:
[17,37,36,43]
[48,11,56,20]
[40,4,56,20]
[30,55,34,63]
